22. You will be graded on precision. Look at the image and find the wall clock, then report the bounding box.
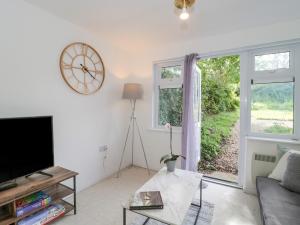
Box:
[60,42,105,95]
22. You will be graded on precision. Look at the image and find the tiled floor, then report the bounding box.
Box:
[54,167,262,225]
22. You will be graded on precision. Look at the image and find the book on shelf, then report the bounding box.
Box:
[38,204,65,225]
[129,191,163,210]
[16,193,52,217]
[16,191,47,208]
[42,210,65,225]
[17,204,65,225]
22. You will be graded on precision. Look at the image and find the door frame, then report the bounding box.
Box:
[198,52,245,187]
[197,38,300,187]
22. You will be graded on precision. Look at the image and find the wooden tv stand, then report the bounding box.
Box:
[0,166,78,225]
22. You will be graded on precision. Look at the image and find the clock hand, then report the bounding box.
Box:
[87,70,97,80]
[71,66,98,73]
[80,64,96,80]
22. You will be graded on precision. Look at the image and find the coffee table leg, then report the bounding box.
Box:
[143,217,150,225]
[192,179,202,225]
[123,208,126,225]
[200,178,202,208]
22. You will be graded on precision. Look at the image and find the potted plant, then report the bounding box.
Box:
[160,123,185,172]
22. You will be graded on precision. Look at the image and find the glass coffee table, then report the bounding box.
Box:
[123,167,203,225]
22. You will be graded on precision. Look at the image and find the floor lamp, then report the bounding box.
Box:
[117,83,150,177]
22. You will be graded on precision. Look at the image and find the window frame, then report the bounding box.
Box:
[251,48,293,74]
[153,58,184,129]
[247,45,299,139]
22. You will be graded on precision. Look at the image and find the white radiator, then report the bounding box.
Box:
[251,153,277,184]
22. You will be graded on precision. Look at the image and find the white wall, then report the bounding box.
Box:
[0,0,133,191]
[123,19,300,187]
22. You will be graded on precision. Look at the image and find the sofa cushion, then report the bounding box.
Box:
[282,153,300,193]
[256,176,300,225]
[268,150,300,181]
[276,144,290,162]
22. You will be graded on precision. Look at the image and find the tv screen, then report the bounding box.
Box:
[0,116,54,184]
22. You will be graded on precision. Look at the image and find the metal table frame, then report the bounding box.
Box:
[123,179,202,225]
[73,176,77,215]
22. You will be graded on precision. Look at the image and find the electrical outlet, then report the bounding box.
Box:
[99,145,108,152]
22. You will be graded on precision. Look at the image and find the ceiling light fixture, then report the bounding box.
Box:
[174,0,196,20]
[180,7,189,20]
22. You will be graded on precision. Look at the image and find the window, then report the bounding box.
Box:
[161,66,181,79]
[248,46,298,138]
[251,81,294,135]
[154,60,184,128]
[159,88,183,126]
[254,52,290,71]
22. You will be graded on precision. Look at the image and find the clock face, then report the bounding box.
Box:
[59,42,105,95]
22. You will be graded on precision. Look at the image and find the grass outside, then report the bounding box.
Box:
[251,102,293,134]
[264,124,293,134]
[252,109,293,121]
[200,110,240,171]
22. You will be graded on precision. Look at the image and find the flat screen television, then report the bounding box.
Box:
[0,116,54,184]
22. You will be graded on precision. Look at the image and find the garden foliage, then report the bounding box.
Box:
[198,56,240,165]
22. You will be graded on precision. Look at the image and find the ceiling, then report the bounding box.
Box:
[25,0,300,51]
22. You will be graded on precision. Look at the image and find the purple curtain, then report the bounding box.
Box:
[181,54,201,171]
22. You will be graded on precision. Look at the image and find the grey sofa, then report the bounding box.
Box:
[256,176,300,225]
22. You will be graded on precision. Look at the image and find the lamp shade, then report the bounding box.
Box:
[122,83,143,100]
